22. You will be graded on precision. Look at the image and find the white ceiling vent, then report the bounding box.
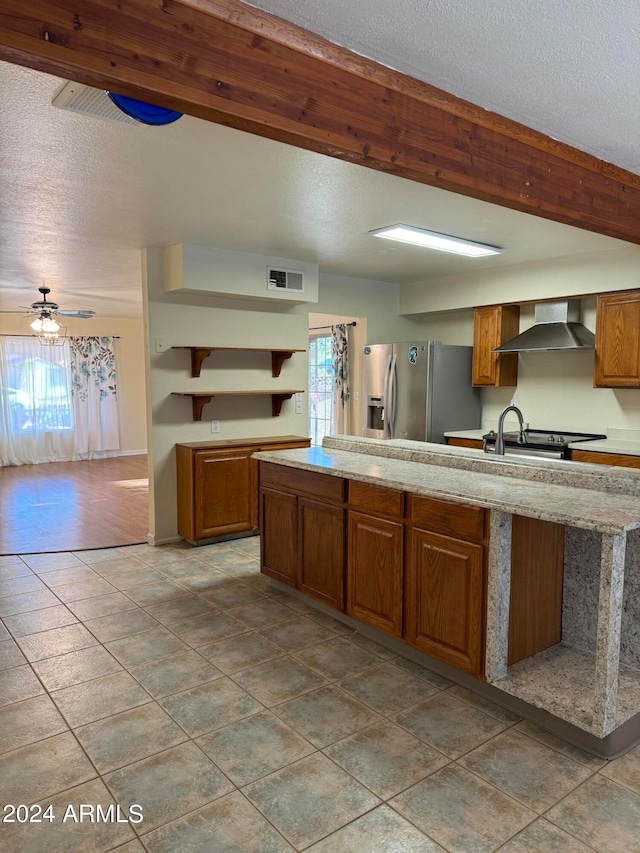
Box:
[267,267,304,293]
[51,81,139,126]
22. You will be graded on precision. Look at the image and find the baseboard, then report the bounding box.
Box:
[117,449,147,457]
[147,534,183,546]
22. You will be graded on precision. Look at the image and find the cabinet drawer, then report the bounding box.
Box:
[260,462,345,503]
[348,480,404,518]
[410,494,485,543]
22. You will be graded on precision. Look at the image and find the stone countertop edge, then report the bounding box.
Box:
[569,438,640,456]
[323,435,640,497]
[253,445,640,535]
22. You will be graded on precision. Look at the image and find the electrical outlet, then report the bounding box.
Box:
[353,390,360,402]
[210,420,220,433]
[295,393,303,415]
[154,337,169,353]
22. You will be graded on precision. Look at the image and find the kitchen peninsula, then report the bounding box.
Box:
[255,436,640,757]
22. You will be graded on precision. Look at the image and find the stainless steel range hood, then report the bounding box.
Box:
[493,300,595,352]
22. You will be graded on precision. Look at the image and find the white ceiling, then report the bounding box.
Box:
[0,0,634,320]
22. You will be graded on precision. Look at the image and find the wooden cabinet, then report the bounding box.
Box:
[259,462,346,609]
[570,449,640,469]
[405,528,485,675]
[177,435,310,544]
[405,495,487,676]
[594,290,640,388]
[446,437,484,450]
[347,482,404,637]
[472,305,520,387]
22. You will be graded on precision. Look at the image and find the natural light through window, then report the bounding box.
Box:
[308,334,334,446]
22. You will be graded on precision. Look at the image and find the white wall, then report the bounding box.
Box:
[406,299,640,435]
[143,247,309,544]
[0,313,146,454]
[400,246,640,315]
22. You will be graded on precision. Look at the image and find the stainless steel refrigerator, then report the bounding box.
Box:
[362,342,481,443]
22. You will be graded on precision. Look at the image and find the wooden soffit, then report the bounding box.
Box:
[1,0,639,243]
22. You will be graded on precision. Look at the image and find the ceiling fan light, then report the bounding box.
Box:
[369,224,502,257]
[30,317,44,332]
[40,316,60,333]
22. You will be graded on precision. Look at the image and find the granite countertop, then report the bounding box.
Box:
[254,443,640,535]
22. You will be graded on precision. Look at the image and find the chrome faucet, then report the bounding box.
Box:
[496,405,526,455]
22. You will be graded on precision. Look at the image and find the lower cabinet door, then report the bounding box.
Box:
[347,510,403,636]
[260,487,298,587]
[298,498,345,610]
[405,528,485,676]
[195,449,254,538]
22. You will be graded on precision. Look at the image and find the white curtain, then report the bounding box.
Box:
[331,323,354,435]
[70,336,120,459]
[0,336,75,465]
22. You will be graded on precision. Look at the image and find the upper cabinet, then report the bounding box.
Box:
[594,290,640,388]
[472,305,520,387]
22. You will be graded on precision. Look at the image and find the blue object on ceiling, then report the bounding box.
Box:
[107,92,183,125]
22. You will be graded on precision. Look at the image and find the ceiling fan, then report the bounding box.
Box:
[0,286,97,343]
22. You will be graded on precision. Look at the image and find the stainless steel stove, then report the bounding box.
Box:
[482,429,607,460]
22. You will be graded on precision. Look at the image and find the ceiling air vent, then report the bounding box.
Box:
[267,267,304,293]
[51,81,139,126]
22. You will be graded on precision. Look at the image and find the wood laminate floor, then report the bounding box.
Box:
[0,455,149,555]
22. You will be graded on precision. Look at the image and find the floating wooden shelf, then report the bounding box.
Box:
[172,390,305,421]
[172,346,306,378]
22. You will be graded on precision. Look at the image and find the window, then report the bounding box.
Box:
[308,333,334,445]
[3,338,73,434]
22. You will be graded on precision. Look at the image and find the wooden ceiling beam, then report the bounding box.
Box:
[1,0,638,243]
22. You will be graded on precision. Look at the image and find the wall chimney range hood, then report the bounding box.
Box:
[493,300,595,352]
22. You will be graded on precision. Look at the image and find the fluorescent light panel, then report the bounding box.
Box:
[370,224,501,257]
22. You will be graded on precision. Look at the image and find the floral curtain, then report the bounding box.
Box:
[70,336,120,459]
[331,323,352,435]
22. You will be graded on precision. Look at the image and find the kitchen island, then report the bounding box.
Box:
[254,435,640,757]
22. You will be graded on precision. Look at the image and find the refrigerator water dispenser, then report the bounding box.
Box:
[366,396,385,431]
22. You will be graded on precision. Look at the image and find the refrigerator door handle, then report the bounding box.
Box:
[388,353,398,438]
[382,354,393,439]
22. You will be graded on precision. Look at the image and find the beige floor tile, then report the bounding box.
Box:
[36,565,100,587]
[0,731,96,805]
[22,552,86,572]
[51,670,151,727]
[498,817,596,852]
[0,664,45,706]
[169,610,246,647]
[15,623,98,662]
[394,691,509,758]
[122,580,189,607]
[459,729,592,811]
[1,778,135,853]
[446,684,521,723]
[294,636,382,680]
[273,685,381,748]
[129,649,223,698]
[546,774,640,853]
[0,694,68,754]
[32,644,121,691]
[324,719,449,799]
[601,741,640,794]
[515,720,606,770]
[2,604,77,638]
[339,661,439,716]
[307,804,446,852]
[160,677,263,737]
[75,702,188,773]
[84,608,160,642]
[0,588,61,618]
[53,577,117,603]
[143,595,216,626]
[198,631,283,674]
[390,764,535,853]
[105,626,190,667]
[104,741,234,833]
[231,656,326,706]
[0,574,47,597]
[67,592,138,621]
[226,597,297,628]
[258,616,340,652]
[142,789,294,852]
[0,637,27,669]
[197,710,315,785]
[244,753,380,849]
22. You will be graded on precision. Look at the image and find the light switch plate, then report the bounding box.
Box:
[211,420,220,433]
[295,393,303,414]
[154,337,169,353]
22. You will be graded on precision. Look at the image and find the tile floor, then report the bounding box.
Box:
[1,537,640,852]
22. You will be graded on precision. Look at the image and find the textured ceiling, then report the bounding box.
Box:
[0,35,630,320]
[249,0,640,175]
